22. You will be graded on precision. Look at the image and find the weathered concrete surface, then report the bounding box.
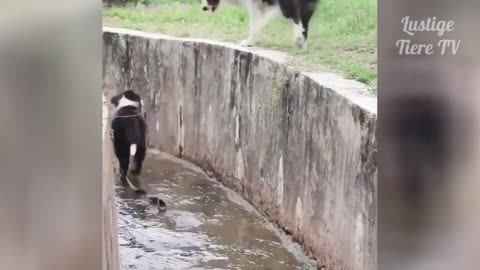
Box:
[103,27,377,270]
[103,94,120,270]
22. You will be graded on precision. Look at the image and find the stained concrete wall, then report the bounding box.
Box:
[102,95,120,270]
[103,27,377,270]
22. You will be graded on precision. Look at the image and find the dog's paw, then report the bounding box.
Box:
[292,23,307,50]
[135,189,147,196]
[295,37,307,50]
[240,39,255,47]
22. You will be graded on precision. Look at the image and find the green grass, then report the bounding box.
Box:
[103,0,377,91]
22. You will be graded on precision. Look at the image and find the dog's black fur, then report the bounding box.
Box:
[275,0,318,42]
[110,90,147,186]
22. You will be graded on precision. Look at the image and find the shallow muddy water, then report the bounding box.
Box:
[116,150,317,270]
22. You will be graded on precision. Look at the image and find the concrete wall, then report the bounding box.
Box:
[102,95,120,270]
[103,27,377,270]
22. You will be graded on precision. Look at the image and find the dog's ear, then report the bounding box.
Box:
[110,94,122,107]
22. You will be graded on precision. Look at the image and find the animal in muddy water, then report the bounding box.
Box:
[202,0,319,49]
[110,90,148,195]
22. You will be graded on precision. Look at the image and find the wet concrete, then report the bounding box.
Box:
[116,149,317,270]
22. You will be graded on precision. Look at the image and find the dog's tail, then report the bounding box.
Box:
[126,143,144,194]
[124,175,147,195]
[130,144,137,156]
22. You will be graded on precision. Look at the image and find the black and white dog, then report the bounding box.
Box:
[110,90,167,211]
[202,0,319,49]
[110,90,147,193]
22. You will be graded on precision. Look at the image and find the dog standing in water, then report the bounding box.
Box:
[110,90,147,194]
[110,90,167,211]
[202,0,319,49]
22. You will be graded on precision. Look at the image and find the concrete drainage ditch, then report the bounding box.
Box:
[103,27,377,270]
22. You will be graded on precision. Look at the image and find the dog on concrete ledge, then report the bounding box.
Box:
[202,0,319,49]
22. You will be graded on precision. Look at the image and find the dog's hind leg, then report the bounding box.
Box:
[292,20,307,49]
[240,4,280,47]
[293,1,317,49]
[124,158,146,195]
[119,155,130,185]
[292,12,313,50]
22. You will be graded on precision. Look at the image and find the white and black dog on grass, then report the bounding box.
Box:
[202,0,319,49]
